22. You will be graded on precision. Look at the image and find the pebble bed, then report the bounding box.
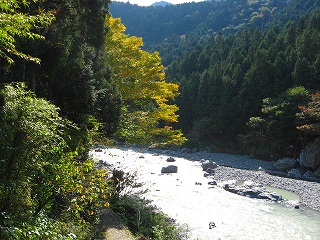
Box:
[213,166,320,211]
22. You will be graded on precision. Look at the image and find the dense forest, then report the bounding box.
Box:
[2,0,320,238]
[111,0,320,65]
[111,0,320,159]
[0,0,183,238]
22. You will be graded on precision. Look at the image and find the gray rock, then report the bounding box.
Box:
[166,157,176,162]
[161,165,178,173]
[201,160,218,171]
[299,138,320,170]
[303,171,315,178]
[273,158,297,171]
[206,168,215,174]
[287,169,301,178]
[208,181,217,186]
[222,181,282,202]
[258,192,283,201]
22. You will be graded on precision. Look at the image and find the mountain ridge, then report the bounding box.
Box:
[151,1,172,6]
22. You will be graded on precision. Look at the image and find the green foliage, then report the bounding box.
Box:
[108,169,188,239]
[297,92,320,135]
[110,0,288,51]
[164,9,320,156]
[241,87,310,159]
[0,83,112,239]
[111,196,186,240]
[0,0,54,64]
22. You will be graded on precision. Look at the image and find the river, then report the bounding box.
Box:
[92,147,320,240]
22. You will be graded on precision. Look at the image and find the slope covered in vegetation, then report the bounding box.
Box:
[0,0,185,238]
[111,0,320,159]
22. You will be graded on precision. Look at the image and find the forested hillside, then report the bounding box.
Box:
[111,0,320,65]
[168,11,320,158]
[0,0,184,238]
[2,0,320,237]
[111,0,320,159]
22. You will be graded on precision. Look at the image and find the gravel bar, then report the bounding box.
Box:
[213,166,320,211]
[153,148,320,212]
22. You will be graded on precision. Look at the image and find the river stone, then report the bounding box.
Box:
[206,168,215,174]
[166,157,176,162]
[201,160,218,171]
[303,171,315,178]
[299,138,320,170]
[161,165,178,173]
[287,169,301,178]
[208,181,217,185]
[273,158,297,171]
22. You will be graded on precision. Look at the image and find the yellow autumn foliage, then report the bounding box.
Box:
[105,15,186,145]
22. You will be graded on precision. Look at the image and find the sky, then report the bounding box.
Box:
[113,0,205,7]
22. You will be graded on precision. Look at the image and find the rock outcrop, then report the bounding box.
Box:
[299,138,320,170]
[222,181,283,202]
[287,169,301,178]
[273,158,297,171]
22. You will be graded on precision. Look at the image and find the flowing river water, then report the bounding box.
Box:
[92,147,320,240]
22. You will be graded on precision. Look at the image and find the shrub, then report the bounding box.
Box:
[0,83,112,239]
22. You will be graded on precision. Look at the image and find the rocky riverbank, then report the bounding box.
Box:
[93,146,320,240]
[211,166,320,211]
[153,148,320,212]
[96,146,320,212]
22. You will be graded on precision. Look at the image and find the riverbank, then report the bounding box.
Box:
[93,146,320,239]
[152,147,320,212]
[212,165,320,211]
[96,146,320,211]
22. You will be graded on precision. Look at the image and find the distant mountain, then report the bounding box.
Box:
[110,0,285,47]
[110,0,320,65]
[151,1,171,7]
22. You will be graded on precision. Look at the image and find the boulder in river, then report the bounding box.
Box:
[166,157,176,162]
[273,158,297,171]
[222,181,283,202]
[161,165,178,173]
[201,160,218,171]
[299,138,320,170]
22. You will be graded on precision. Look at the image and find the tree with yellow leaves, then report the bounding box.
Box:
[106,15,186,145]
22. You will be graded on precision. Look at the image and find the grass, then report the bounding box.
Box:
[110,195,189,240]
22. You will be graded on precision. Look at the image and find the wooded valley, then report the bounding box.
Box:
[112,0,320,159]
[1,0,320,238]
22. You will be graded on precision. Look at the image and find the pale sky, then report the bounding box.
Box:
[113,0,206,6]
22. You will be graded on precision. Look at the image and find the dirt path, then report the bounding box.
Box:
[97,208,135,240]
